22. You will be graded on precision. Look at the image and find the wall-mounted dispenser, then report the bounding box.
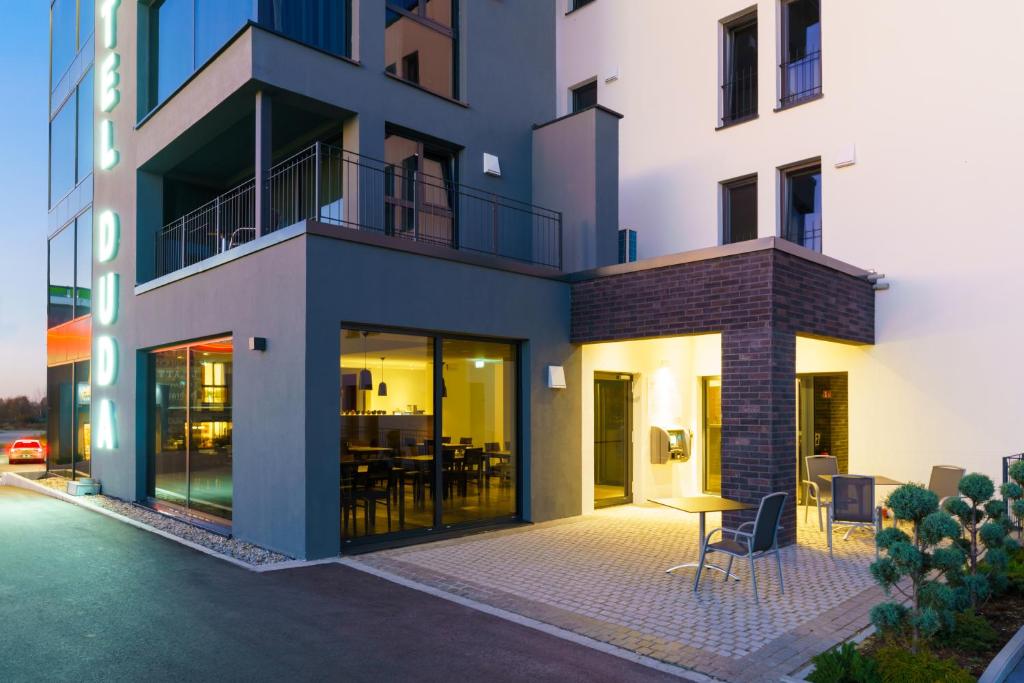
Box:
[651,427,691,464]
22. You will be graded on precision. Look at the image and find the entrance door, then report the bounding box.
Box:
[702,377,722,494]
[594,373,633,507]
[796,373,849,503]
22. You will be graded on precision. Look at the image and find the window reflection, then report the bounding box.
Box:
[783,165,822,252]
[50,96,76,206]
[260,0,351,57]
[48,224,75,328]
[385,0,457,98]
[50,0,76,84]
[383,131,455,246]
[75,210,92,316]
[47,363,74,478]
[77,70,93,183]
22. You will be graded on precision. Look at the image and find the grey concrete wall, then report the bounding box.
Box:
[532,106,621,272]
[304,230,581,558]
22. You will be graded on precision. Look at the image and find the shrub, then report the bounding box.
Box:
[871,484,964,651]
[807,643,880,683]
[873,646,974,683]
[934,609,998,653]
[944,472,1017,607]
[1002,460,1024,536]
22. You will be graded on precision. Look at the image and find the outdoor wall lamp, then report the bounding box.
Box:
[248,337,267,352]
[547,365,566,389]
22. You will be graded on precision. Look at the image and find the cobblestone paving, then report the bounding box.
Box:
[355,504,889,682]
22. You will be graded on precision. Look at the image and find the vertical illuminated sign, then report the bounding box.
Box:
[95,0,122,451]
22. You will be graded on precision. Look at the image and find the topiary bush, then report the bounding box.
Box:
[1002,460,1024,538]
[944,472,1017,608]
[873,647,974,683]
[807,643,880,683]
[870,484,965,652]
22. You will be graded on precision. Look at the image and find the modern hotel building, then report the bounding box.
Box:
[45,0,1020,559]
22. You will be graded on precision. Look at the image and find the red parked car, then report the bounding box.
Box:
[8,439,45,464]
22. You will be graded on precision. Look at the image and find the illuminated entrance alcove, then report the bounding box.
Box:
[581,333,722,514]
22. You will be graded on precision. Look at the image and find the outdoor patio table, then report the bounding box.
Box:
[820,474,902,487]
[650,496,754,578]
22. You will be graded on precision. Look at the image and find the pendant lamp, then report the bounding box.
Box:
[359,332,373,390]
[378,357,388,396]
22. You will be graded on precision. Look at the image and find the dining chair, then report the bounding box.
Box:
[928,465,966,507]
[827,475,881,559]
[803,455,838,531]
[693,491,787,603]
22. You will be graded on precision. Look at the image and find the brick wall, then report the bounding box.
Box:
[571,246,874,545]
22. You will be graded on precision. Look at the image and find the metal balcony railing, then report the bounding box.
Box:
[722,66,758,125]
[780,50,822,107]
[154,142,562,278]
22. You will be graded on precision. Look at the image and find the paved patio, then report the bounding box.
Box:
[354,503,888,682]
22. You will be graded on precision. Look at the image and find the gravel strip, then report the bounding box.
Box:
[33,476,291,566]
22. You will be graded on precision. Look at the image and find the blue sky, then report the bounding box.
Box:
[0,4,49,398]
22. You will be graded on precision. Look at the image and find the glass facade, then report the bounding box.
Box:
[46,360,91,478]
[149,339,234,523]
[50,68,93,207]
[50,0,77,85]
[48,212,92,327]
[146,0,353,113]
[340,327,517,544]
[385,0,457,99]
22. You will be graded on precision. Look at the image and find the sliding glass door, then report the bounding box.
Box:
[149,338,233,524]
[340,327,518,544]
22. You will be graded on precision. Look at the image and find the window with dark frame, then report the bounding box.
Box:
[571,80,598,113]
[779,0,821,107]
[385,0,458,99]
[569,0,596,11]
[721,11,757,125]
[722,176,757,244]
[781,162,822,252]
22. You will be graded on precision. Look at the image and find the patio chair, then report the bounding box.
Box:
[693,491,787,603]
[803,455,838,531]
[928,465,965,507]
[827,475,881,559]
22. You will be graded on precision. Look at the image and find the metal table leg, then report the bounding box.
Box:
[666,511,741,580]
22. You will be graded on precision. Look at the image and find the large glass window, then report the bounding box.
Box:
[51,0,77,85]
[383,130,455,246]
[75,210,92,316]
[50,95,76,206]
[780,0,821,107]
[721,11,757,125]
[340,327,517,544]
[385,0,457,99]
[149,338,234,523]
[76,69,93,183]
[74,360,91,477]
[48,224,76,327]
[782,163,822,252]
[722,175,757,244]
[259,0,351,57]
[80,0,95,46]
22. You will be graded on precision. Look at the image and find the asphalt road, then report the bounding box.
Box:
[0,486,687,683]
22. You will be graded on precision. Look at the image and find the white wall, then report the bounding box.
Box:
[581,335,721,514]
[560,1,1024,484]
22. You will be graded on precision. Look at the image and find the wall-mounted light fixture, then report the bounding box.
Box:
[483,153,501,177]
[248,336,267,352]
[547,365,566,389]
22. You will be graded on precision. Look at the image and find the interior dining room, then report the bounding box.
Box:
[339,327,518,545]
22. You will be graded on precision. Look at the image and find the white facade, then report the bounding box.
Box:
[560,0,1024,486]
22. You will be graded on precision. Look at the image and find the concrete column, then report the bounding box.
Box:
[720,328,798,546]
[255,91,272,236]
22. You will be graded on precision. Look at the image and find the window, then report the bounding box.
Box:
[149,338,234,523]
[571,80,597,113]
[569,0,596,11]
[146,0,253,111]
[51,0,77,84]
[721,11,757,125]
[779,0,821,107]
[384,129,456,246]
[49,95,77,206]
[75,210,92,316]
[385,0,458,99]
[340,328,518,543]
[79,0,95,46]
[48,212,93,327]
[48,224,76,327]
[618,228,637,263]
[722,176,757,244]
[259,0,352,58]
[702,377,722,494]
[76,69,93,183]
[782,162,822,252]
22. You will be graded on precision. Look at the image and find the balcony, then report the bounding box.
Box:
[154,142,563,278]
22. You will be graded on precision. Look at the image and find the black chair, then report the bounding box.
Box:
[693,492,788,603]
[827,475,881,559]
[356,461,393,534]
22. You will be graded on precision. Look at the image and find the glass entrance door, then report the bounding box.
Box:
[702,377,722,494]
[593,372,632,507]
[796,373,849,503]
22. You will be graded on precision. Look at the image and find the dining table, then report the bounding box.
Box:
[820,474,902,487]
[650,496,754,578]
